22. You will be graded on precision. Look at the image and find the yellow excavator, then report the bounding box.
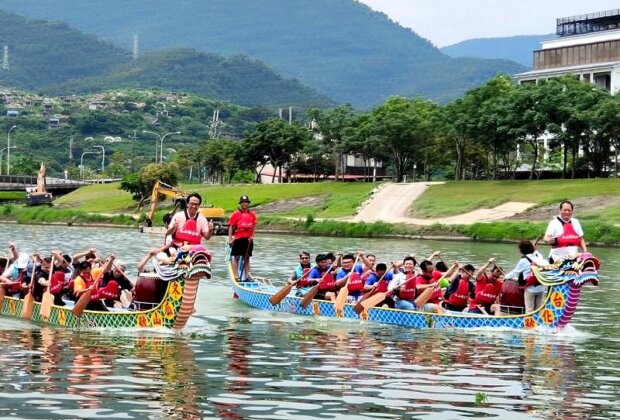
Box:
[143,180,228,235]
[25,163,53,206]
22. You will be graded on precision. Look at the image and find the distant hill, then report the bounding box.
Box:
[44,49,333,108]
[0,11,332,108]
[441,34,556,69]
[0,0,526,107]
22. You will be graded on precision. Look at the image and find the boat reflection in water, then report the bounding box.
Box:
[0,328,203,418]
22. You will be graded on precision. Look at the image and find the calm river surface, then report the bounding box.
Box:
[0,224,618,419]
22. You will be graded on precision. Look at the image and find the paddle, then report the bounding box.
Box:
[334,254,362,313]
[354,263,395,314]
[300,255,341,309]
[269,269,311,306]
[0,281,4,312]
[40,256,55,320]
[20,256,37,319]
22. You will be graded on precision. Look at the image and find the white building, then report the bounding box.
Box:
[515,9,620,94]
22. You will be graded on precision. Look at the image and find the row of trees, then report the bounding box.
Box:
[165,74,620,183]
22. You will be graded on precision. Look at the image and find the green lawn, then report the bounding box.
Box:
[54,181,379,219]
[412,179,620,222]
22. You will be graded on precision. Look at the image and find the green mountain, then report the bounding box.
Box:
[44,49,333,108]
[0,11,332,108]
[0,0,526,107]
[441,34,556,69]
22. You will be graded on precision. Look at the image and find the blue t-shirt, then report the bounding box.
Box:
[365,271,393,286]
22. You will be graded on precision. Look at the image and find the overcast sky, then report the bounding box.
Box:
[358,1,620,47]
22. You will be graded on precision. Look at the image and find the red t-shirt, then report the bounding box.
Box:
[229,209,257,239]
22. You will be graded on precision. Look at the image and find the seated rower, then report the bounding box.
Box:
[388,256,419,310]
[335,253,364,303]
[442,262,474,312]
[34,255,68,306]
[362,263,395,308]
[72,255,115,311]
[0,251,29,298]
[288,251,314,297]
[468,258,503,315]
[413,260,444,314]
[306,254,337,301]
[98,260,135,309]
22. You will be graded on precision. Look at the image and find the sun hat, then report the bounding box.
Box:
[17,253,29,269]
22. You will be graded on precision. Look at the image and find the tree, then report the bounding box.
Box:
[370,97,439,182]
[120,162,180,209]
[593,94,620,177]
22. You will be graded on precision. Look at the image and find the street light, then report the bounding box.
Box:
[93,145,105,173]
[80,151,96,180]
[142,130,161,163]
[0,145,16,176]
[159,131,181,163]
[7,125,16,175]
[143,130,181,163]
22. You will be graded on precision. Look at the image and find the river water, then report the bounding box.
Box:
[0,224,618,419]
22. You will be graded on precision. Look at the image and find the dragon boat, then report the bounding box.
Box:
[228,251,600,330]
[0,251,211,330]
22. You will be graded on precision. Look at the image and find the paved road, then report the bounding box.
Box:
[352,182,535,225]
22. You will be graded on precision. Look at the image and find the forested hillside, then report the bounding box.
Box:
[0,11,331,108]
[441,34,556,68]
[0,0,526,107]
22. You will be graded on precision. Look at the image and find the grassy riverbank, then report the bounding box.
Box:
[5,180,620,246]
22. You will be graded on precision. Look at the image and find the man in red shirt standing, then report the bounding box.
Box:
[229,195,257,281]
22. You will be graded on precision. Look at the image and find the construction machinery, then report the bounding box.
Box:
[143,180,228,235]
[25,163,53,206]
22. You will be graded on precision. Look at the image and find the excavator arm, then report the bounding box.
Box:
[145,181,187,227]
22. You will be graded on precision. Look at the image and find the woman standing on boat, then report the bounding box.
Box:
[543,200,587,262]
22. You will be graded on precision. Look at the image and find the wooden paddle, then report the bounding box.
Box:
[0,280,5,312]
[334,255,362,313]
[40,256,55,320]
[300,256,341,309]
[269,269,312,306]
[20,257,37,319]
[354,263,395,314]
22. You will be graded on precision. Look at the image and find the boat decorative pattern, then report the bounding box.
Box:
[229,252,600,331]
[0,251,211,330]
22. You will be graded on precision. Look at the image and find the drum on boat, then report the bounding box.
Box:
[133,273,168,310]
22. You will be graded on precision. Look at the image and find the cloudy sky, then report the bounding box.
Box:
[358,1,620,47]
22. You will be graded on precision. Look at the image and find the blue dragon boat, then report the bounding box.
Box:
[228,251,600,330]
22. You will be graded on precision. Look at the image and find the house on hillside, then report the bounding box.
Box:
[514,9,620,93]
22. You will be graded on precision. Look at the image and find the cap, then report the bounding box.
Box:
[239,195,251,203]
[17,253,29,269]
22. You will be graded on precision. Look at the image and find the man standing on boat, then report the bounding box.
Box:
[167,193,213,246]
[543,200,587,262]
[229,195,257,281]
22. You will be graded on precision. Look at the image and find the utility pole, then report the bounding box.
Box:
[128,130,138,172]
[2,46,8,71]
[288,107,292,124]
[132,34,139,60]
[69,137,73,160]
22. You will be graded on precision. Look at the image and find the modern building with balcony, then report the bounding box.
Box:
[514,9,620,94]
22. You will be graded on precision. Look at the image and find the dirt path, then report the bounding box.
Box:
[352,182,536,225]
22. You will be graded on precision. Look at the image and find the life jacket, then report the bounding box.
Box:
[500,279,525,308]
[416,273,443,304]
[444,276,473,309]
[347,271,364,293]
[49,271,66,295]
[472,274,502,308]
[318,271,336,291]
[6,268,25,294]
[397,272,418,300]
[553,217,581,248]
[175,210,201,245]
[295,265,313,288]
[518,255,540,287]
[91,280,120,302]
[232,210,256,239]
